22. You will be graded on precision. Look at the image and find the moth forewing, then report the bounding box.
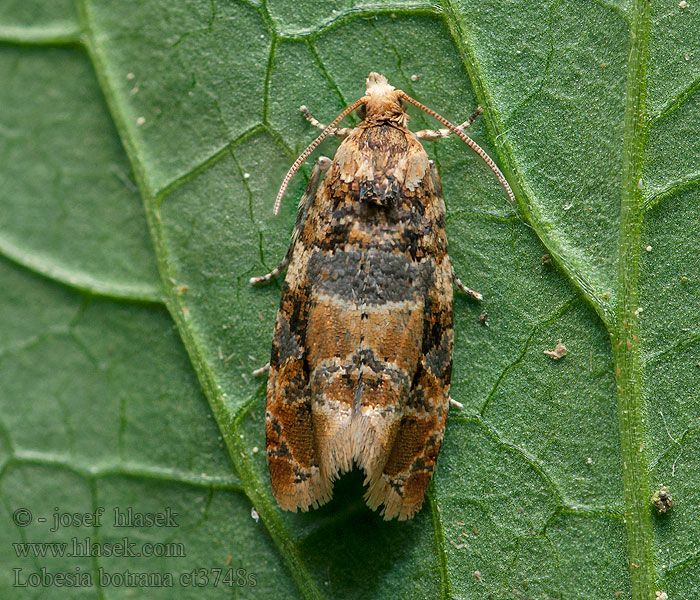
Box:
[256,72,513,520]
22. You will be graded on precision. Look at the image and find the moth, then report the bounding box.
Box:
[252,73,514,520]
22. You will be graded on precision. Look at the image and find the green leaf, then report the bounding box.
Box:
[0,5,295,599]
[0,40,160,300]
[2,0,699,599]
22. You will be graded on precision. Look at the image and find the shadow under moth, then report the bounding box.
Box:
[252,73,514,520]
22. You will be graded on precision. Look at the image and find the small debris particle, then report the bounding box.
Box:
[541,253,552,265]
[474,570,483,582]
[473,525,478,535]
[600,62,608,68]
[586,457,593,464]
[544,339,567,360]
[631,562,639,568]
[645,245,652,252]
[635,307,643,316]
[252,446,259,453]
[614,366,621,377]
[637,178,643,190]
[656,591,668,600]
[479,310,489,326]
[127,72,135,80]
[685,54,690,61]
[244,172,251,179]
[651,486,673,514]
[602,292,611,300]
[627,339,634,350]
[251,507,260,522]
[679,0,688,8]
[681,276,688,282]
[136,116,146,126]
[226,555,232,564]
[410,74,420,81]
[130,86,139,95]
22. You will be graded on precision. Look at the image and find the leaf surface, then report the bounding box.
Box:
[2,1,699,598]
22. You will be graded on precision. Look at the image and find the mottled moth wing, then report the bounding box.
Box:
[363,159,453,520]
[266,123,453,520]
[265,158,333,511]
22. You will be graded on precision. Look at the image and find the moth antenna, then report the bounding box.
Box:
[399,92,515,205]
[274,98,367,215]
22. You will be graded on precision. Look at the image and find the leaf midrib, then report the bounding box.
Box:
[76,1,325,599]
[616,0,655,597]
[441,0,656,598]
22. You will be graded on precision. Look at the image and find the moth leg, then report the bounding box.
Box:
[452,268,483,301]
[249,257,289,285]
[414,106,482,141]
[449,397,463,409]
[253,362,270,376]
[300,105,353,138]
[249,156,331,285]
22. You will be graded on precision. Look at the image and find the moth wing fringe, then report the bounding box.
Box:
[364,476,421,521]
[272,471,334,513]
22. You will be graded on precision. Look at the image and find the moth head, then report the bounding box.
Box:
[363,72,406,124]
[274,76,515,216]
